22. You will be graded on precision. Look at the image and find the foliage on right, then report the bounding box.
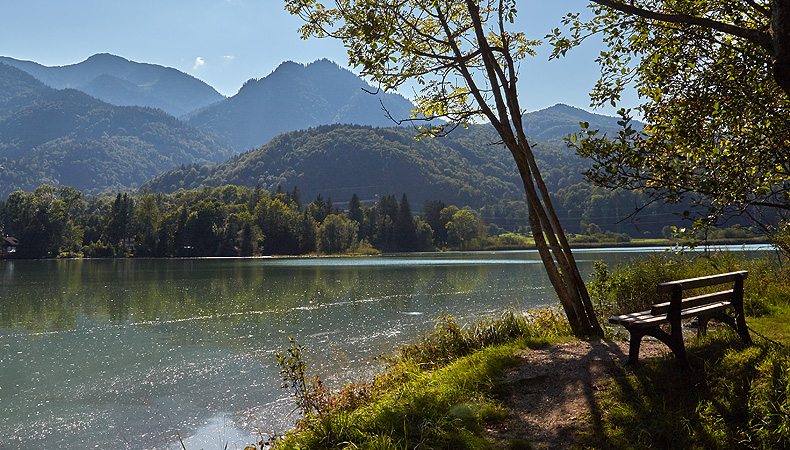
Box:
[551,0,790,249]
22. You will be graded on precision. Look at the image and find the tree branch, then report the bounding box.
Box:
[590,0,774,51]
[744,0,771,18]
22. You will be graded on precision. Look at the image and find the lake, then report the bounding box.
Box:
[0,246,772,449]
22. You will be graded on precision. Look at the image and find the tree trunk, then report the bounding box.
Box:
[518,139,602,334]
[774,0,790,96]
[502,134,602,337]
[458,0,603,337]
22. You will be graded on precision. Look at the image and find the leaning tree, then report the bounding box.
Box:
[284,0,602,336]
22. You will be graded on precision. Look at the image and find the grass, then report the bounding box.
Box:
[275,343,519,450]
[576,331,790,449]
[750,307,790,346]
[263,309,571,450]
[582,252,790,449]
[588,251,790,319]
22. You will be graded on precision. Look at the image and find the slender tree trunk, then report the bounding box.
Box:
[518,139,602,334]
[511,149,589,335]
[506,137,601,337]
[453,0,603,337]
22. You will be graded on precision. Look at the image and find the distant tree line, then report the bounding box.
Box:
[0,184,758,259]
[0,185,499,259]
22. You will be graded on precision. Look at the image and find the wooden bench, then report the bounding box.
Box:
[609,270,752,370]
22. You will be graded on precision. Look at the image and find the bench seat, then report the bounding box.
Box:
[609,300,731,328]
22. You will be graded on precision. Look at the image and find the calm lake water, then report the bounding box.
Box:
[0,246,772,449]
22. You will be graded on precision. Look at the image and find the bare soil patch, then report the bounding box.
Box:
[487,339,669,449]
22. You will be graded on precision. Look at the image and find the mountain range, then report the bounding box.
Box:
[0,53,629,201]
[0,62,231,196]
[0,54,224,117]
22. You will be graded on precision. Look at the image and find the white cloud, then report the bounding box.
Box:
[193,57,206,70]
[221,55,235,61]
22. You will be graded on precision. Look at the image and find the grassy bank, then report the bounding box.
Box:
[581,252,790,449]
[255,252,790,450]
[255,310,570,450]
[577,331,790,449]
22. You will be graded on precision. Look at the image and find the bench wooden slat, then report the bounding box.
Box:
[611,301,731,328]
[656,270,747,293]
[651,289,734,315]
[608,310,655,325]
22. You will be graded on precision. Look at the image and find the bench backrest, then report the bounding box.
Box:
[656,270,748,293]
[651,271,747,316]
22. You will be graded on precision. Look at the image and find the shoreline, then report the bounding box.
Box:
[1,238,773,261]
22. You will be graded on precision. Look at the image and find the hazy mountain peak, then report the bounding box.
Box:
[189,59,415,152]
[0,53,224,117]
[522,103,631,142]
[81,53,131,69]
[84,53,128,62]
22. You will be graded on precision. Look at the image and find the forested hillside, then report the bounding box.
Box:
[0,63,232,196]
[145,123,587,207]
[522,103,628,143]
[0,53,669,238]
[186,60,417,151]
[0,54,224,117]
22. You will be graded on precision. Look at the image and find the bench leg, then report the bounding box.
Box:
[643,326,693,372]
[626,327,645,366]
[710,311,753,345]
[697,315,711,337]
[668,329,692,372]
[735,312,752,345]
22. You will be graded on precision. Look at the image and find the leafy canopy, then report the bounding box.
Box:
[550,0,790,232]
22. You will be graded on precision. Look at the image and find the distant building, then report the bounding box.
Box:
[2,236,18,258]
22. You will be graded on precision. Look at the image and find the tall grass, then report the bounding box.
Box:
[395,309,570,370]
[583,251,790,449]
[266,309,572,450]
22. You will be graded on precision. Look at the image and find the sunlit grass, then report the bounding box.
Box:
[577,330,790,449]
[582,252,790,449]
[750,309,790,346]
[271,342,524,450]
[266,309,571,450]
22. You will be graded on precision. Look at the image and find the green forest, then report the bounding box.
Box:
[145,123,716,237]
[0,184,508,259]
[0,183,762,259]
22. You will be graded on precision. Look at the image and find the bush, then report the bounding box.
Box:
[81,241,115,258]
[589,252,790,320]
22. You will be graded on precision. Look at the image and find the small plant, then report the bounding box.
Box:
[275,336,328,421]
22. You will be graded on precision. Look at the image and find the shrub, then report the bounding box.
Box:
[589,251,790,320]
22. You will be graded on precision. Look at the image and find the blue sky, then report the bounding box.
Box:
[1,0,637,115]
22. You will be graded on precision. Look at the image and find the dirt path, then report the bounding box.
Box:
[487,339,669,449]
